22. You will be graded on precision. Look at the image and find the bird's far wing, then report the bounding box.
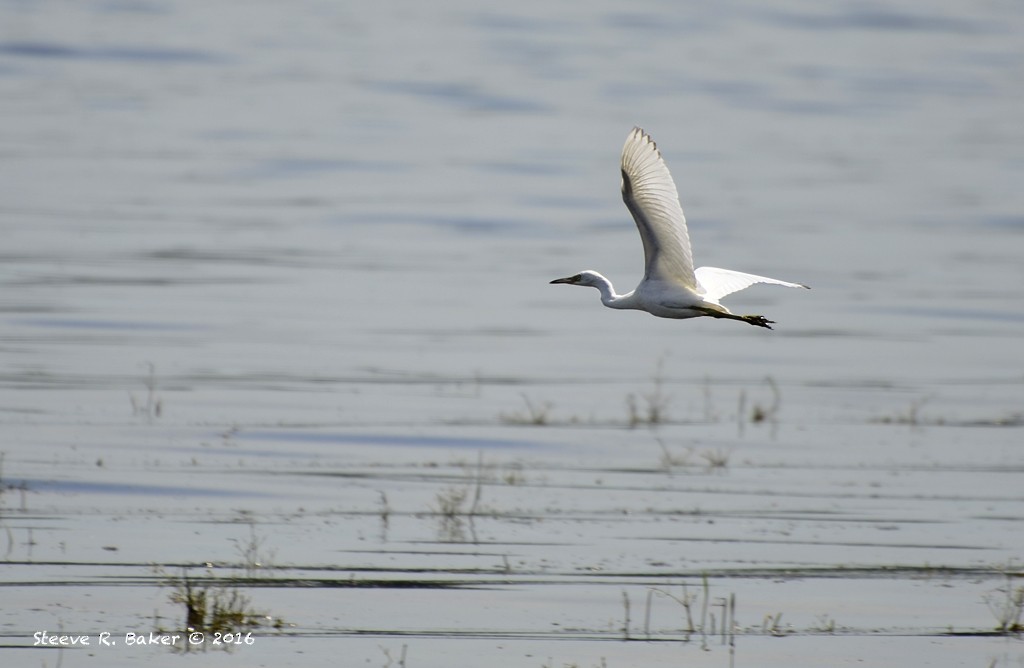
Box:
[694,266,809,303]
[620,127,696,289]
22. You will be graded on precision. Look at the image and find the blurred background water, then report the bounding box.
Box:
[1,1,1023,665]
[2,0,1022,414]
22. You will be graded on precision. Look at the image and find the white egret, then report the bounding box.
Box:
[551,127,808,329]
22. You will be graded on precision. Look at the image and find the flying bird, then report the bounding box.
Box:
[551,127,808,329]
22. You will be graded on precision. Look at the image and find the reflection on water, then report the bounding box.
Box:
[1,0,1023,665]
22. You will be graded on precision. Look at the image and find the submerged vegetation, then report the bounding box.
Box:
[656,440,732,473]
[498,356,793,435]
[157,567,279,651]
[627,356,672,427]
[153,527,285,650]
[230,523,277,577]
[5,349,1021,662]
[130,362,163,421]
[642,576,736,649]
[433,452,487,542]
[984,575,1024,634]
[500,394,555,426]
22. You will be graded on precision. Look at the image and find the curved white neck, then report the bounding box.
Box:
[589,274,635,309]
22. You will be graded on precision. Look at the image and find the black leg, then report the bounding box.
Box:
[741,315,774,329]
[694,306,775,330]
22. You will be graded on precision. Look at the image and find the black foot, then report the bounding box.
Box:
[743,315,775,329]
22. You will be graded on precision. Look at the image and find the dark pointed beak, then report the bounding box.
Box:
[550,276,576,285]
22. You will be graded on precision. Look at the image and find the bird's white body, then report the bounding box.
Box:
[551,127,807,329]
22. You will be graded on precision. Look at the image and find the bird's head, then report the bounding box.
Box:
[550,271,603,288]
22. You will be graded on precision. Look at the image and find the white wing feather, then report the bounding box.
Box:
[620,127,696,289]
[695,266,808,303]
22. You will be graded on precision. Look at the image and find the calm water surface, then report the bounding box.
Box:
[1,1,1022,666]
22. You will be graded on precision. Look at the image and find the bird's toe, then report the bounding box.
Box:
[744,315,775,329]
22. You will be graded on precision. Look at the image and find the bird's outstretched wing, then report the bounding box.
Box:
[620,127,696,289]
[695,266,809,303]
